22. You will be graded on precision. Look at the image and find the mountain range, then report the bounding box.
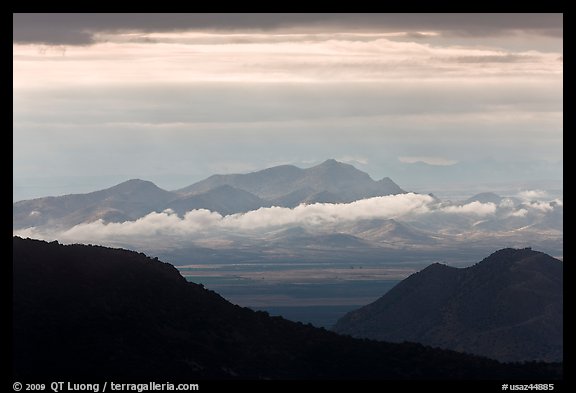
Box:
[177,158,405,205]
[13,159,405,230]
[12,160,563,263]
[13,237,561,379]
[333,248,563,363]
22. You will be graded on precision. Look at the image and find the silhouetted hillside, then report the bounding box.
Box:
[13,238,560,379]
[334,248,563,363]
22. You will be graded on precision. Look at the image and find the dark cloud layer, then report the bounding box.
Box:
[13,13,562,45]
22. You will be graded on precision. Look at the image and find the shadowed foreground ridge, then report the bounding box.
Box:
[13,237,561,379]
[334,248,563,363]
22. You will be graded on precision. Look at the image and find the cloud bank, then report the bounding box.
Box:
[15,193,433,243]
[440,201,497,216]
[14,192,561,249]
[517,189,549,201]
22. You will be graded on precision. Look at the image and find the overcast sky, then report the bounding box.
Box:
[13,13,563,201]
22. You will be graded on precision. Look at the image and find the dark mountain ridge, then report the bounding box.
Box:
[13,237,560,379]
[333,248,563,363]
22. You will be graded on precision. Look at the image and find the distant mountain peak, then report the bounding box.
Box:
[123,178,150,184]
[318,158,340,166]
[108,178,165,192]
[13,178,175,229]
[464,192,503,205]
[313,159,360,171]
[377,177,403,192]
[176,159,405,203]
[305,159,374,183]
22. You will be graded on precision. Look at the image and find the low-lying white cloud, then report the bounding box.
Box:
[509,208,529,218]
[517,189,549,201]
[498,198,517,209]
[15,193,435,243]
[440,201,497,216]
[526,201,554,213]
[13,192,561,249]
[230,193,434,230]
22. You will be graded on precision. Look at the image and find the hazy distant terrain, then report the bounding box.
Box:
[13,159,405,229]
[14,160,563,266]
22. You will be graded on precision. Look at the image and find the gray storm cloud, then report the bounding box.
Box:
[13,13,563,46]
